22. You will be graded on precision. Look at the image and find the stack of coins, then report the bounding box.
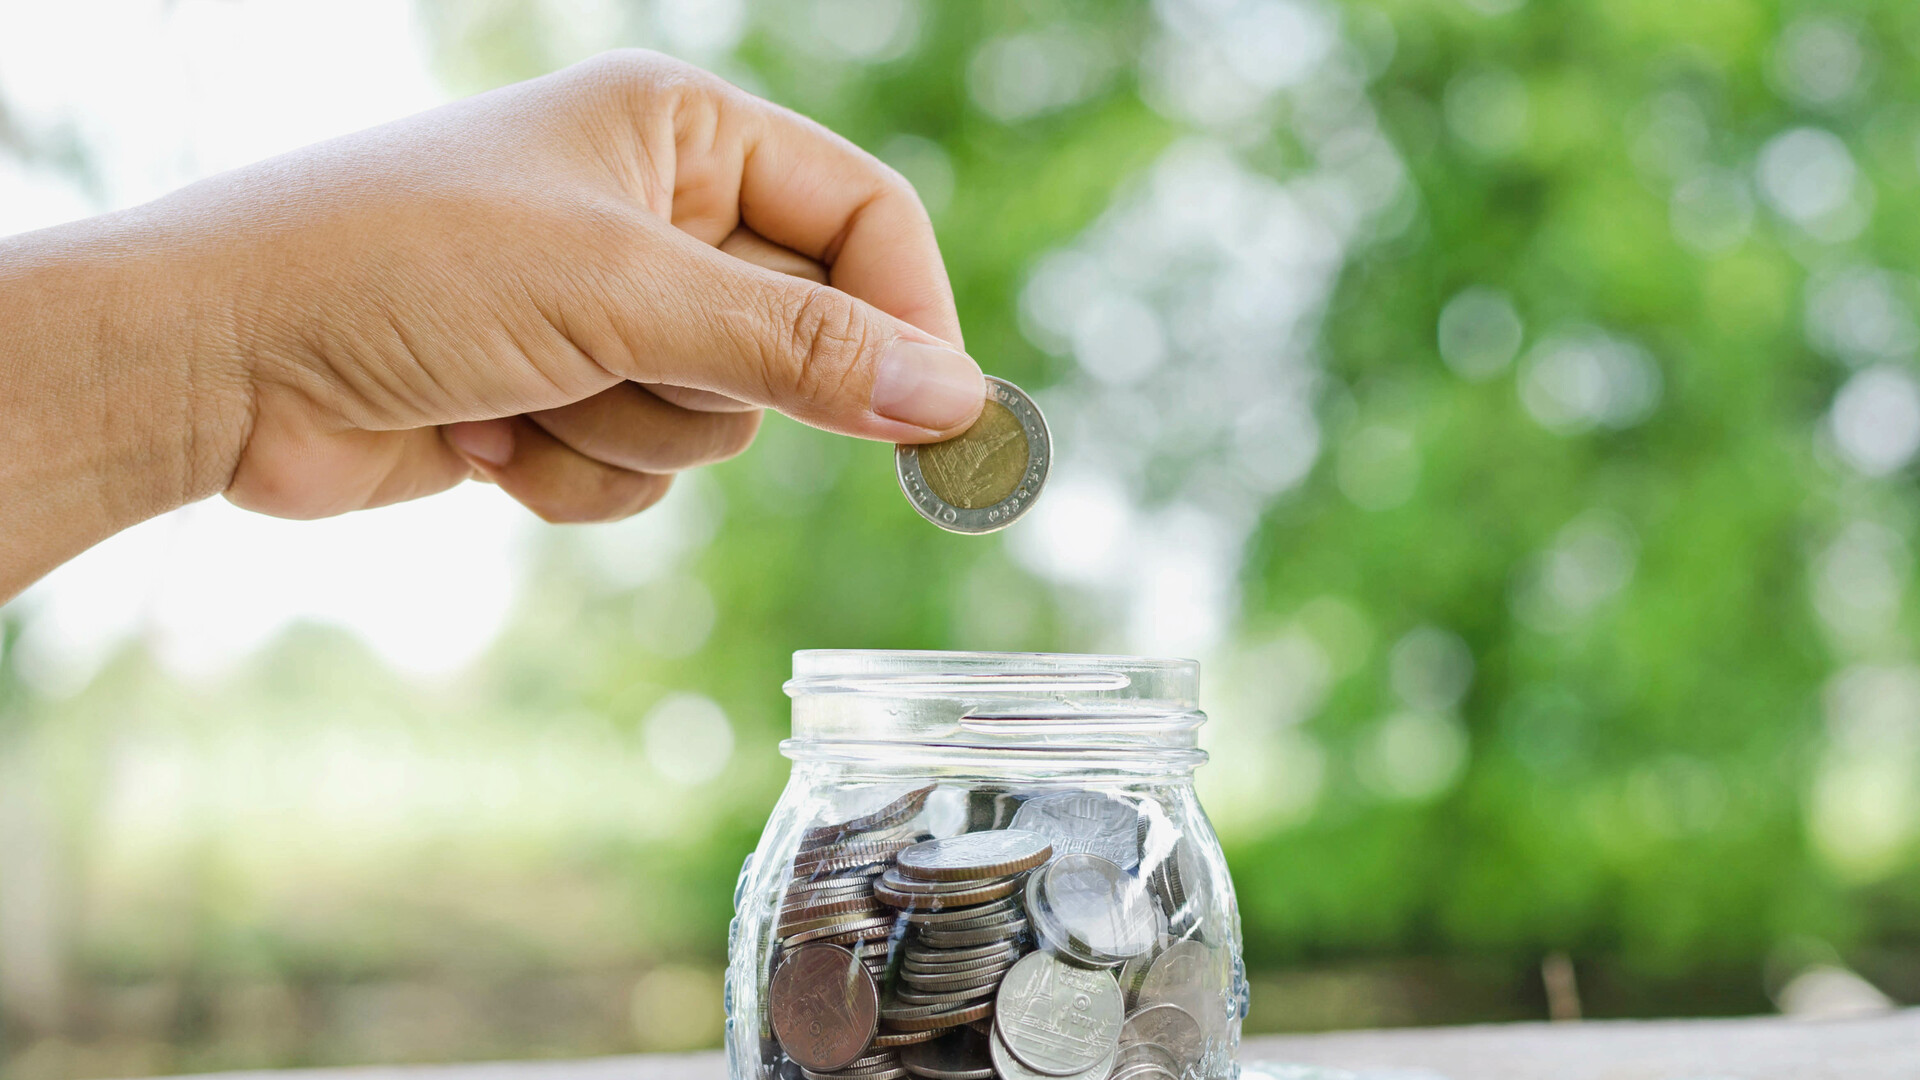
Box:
[874,831,1053,1039]
[779,787,935,977]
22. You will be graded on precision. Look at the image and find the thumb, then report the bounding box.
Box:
[621,236,987,443]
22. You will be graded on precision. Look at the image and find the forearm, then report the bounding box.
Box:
[0,215,246,602]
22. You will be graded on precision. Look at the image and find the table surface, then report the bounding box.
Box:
[158,1010,1919,1080]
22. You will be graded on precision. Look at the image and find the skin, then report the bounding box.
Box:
[0,50,988,603]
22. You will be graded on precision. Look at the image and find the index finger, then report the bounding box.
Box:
[701,92,964,350]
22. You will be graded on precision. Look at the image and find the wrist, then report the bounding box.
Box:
[0,213,251,598]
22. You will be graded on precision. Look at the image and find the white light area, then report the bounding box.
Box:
[1388,625,1474,712]
[1335,424,1420,511]
[1437,286,1524,381]
[1126,505,1240,658]
[9,484,532,689]
[878,134,955,218]
[654,0,749,57]
[1443,66,1529,155]
[0,150,96,234]
[1231,395,1321,494]
[1518,327,1662,434]
[1072,292,1168,386]
[1019,251,1109,357]
[1824,664,1920,756]
[0,0,444,211]
[1767,16,1867,109]
[1804,266,1919,367]
[1811,748,1917,882]
[968,24,1116,124]
[798,0,922,63]
[1510,509,1638,633]
[1007,466,1134,587]
[1357,710,1469,801]
[576,472,724,588]
[1812,520,1909,642]
[1670,169,1755,256]
[1828,365,1920,477]
[641,692,735,786]
[1141,0,1335,128]
[532,0,630,68]
[1757,127,1858,229]
[1217,627,1334,730]
[631,575,718,659]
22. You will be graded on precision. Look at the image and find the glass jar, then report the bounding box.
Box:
[726,651,1245,1080]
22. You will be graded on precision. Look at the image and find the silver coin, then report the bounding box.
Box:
[904,941,1021,967]
[894,981,1001,1006]
[1133,941,1226,1041]
[896,375,1051,535]
[1119,1004,1203,1070]
[1110,1062,1179,1080]
[987,1020,1115,1080]
[902,897,1021,925]
[916,920,1028,949]
[994,951,1124,1076]
[1011,792,1141,870]
[896,830,1053,881]
[901,957,1016,990]
[1027,854,1157,966]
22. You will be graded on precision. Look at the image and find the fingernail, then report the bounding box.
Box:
[871,341,985,430]
[445,419,514,467]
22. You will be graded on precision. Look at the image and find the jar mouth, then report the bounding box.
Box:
[785,650,1204,762]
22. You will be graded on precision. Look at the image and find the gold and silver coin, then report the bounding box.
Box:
[896,376,1050,534]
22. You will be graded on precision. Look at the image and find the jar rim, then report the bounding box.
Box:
[785,650,1204,763]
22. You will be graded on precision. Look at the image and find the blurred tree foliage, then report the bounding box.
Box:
[5,0,1920,1075]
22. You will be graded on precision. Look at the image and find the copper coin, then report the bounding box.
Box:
[879,997,995,1032]
[901,899,1022,926]
[895,832,1052,882]
[814,921,906,947]
[878,879,1021,912]
[787,915,898,946]
[915,921,1028,949]
[782,909,889,938]
[904,941,1021,967]
[770,943,880,1071]
[802,786,936,847]
[783,893,888,925]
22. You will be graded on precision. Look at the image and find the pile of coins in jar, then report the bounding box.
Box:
[764,786,1231,1080]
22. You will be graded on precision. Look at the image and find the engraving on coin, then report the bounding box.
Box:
[1011,792,1141,869]
[896,376,1051,534]
[988,1020,1116,1080]
[896,830,1053,881]
[804,786,937,847]
[994,951,1124,1076]
[770,943,881,1071]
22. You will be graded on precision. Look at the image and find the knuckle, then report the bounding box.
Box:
[774,285,873,409]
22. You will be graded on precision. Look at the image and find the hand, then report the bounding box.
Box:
[0,51,985,598]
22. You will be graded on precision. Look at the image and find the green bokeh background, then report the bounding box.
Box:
[5,0,1920,1076]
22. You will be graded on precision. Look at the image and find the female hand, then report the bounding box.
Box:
[0,50,984,599]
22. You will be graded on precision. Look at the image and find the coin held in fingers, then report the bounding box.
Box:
[896,376,1050,534]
